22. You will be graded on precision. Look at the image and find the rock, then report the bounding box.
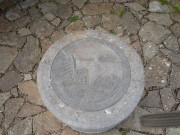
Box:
[19,0,39,9]
[51,18,61,26]
[125,2,146,12]
[65,20,85,34]
[0,92,11,107]
[0,71,23,92]
[83,15,101,28]
[18,103,44,117]
[100,128,122,135]
[29,6,41,18]
[170,65,180,90]
[0,128,2,135]
[4,98,24,129]
[146,13,173,26]
[166,128,180,135]
[38,2,57,14]
[135,0,148,6]
[40,38,53,54]
[139,21,171,44]
[0,46,18,73]
[148,1,170,13]
[0,112,3,125]
[18,28,31,36]
[116,0,132,2]
[44,13,55,21]
[7,117,32,135]
[0,17,13,32]
[130,9,143,20]
[73,11,83,18]
[15,16,31,28]
[55,0,71,4]
[11,88,18,97]
[102,14,119,30]
[170,12,180,23]
[55,4,72,19]
[0,32,19,47]
[14,36,41,73]
[148,108,164,114]
[129,34,139,42]
[95,26,109,33]
[127,131,145,135]
[131,40,142,55]
[61,127,79,135]
[83,3,112,15]
[89,0,103,3]
[30,19,54,39]
[33,111,63,135]
[18,81,44,105]
[140,90,161,108]
[143,42,159,62]
[122,35,131,44]
[120,107,162,134]
[5,8,26,21]
[24,74,32,81]
[145,56,171,89]
[58,20,70,30]
[17,36,26,48]
[163,34,179,51]
[119,12,140,34]
[160,88,176,112]
[72,0,87,9]
[51,31,65,42]
[113,3,125,13]
[170,23,180,37]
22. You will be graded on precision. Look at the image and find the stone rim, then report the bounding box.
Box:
[37,30,144,133]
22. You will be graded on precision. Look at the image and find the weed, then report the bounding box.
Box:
[98,13,102,18]
[119,10,126,17]
[158,0,171,5]
[173,6,180,13]
[109,30,116,35]
[68,16,78,22]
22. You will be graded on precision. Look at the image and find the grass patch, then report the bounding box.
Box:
[119,129,129,135]
[158,0,171,5]
[109,30,116,35]
[68,16,78,22]
[8,4,15,9]
[119,10,126,17]
[173,6,180,13]
[98,13,102,18]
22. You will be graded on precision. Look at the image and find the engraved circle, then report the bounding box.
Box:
[50,38,131,111]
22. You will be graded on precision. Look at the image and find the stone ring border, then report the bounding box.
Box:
[37,30,145,133]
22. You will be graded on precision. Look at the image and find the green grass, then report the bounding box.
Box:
[8,4,15,9]
[173,6,180,12]
[68,16,78,22]
[119,129,129,135]
[119,10,126,17]
[98,13,102,18]
[157,0,171,5]
[109,30,116,35]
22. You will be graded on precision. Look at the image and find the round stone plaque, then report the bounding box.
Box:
[37,30,144,133]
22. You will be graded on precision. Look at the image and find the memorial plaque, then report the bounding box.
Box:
[37,30,144,133]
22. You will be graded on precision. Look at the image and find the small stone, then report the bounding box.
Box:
[170,12,180,23]
[40,38,53,54]
[83,3,112,15]
[0,46,18,73]
[145,56,171,89]
[167,128,180,135]
[30,19,54,39]
[24,74,32,81]
[129,34,139,42]
[73,11,83,18]
[160,88,176,112]
[127,131,145,135]
[0,71,23,92]
[72,0,87,9]
[148,1,170,13]
[170,65,180,90]
[135,0,148,6]
[170,23,180,37]
[58,20,70,30]
[102,14,119,30]
[125,2,146,12]
[89,0,103,3]
[5,8,26,21]
[61,126,79,135]
[51,18,61,26]
[17,36,27,48]
[122,35,131,44]
[18,103,44,117]
[100,128,122,135]
[0,17,13,32]
[7,117,32,135]
[146,13,173,26]
[44,13,55,21]
[95,26,109,33]
[163,50,180,67]
[38,2,57,14]
[65,20,85,34]
[83,15,101,28]
[113,3,125,13]
[55,0,71,4]
[11,88,18,97]
[0,92,11,107]
[120,107,162,134]
[51,31,65,42]
[131,40,142,55]
[14,36,41,73]
[163,34,179,52]
[139,21,171,44]
[18,81,44,105]
[4,98,24,129]
[0,32,19,47]
[130,9,143,20]
[55,4,72,19]
[33,111,63,135]
[148,108,164,114]
[119,12,140,34]
[18,28,31,36]
[19,0,39,9]
[140,90,161,108]
[32,68,38,80]
[29,6,41,18]
[15,16,31,28]
[143,42,159,61]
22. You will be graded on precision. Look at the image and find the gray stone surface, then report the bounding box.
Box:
[113,3,125,13]
[0,32,19,47]
[146,13,173,26]
[0,92,11,107]
[44,13,55,21]
[14,36,41,73]
[170,65,180,90]
[5,8,26,21]
[18,28,31,36]
[166,128,180,135]
[148,1,170,13]
[65,20,85,34]
[38,2,57,14]
[0,46,17,73]
[100,128,122,135]
[72,0,87,9]
[55,4,72,20]
[29,6,41,18]
[51,18,61,26]
[170,23,180,37]
[125,2,146,12]
[139,21,171,44]
[55,0,71,4]
[102,14,119,31]
[15,16,31,28]
[19,0,39,9]
[90,0,103,3]
[83,15,101,28]
[163,34,179,52]
[170,12,180,23]
[0,17,13,32]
